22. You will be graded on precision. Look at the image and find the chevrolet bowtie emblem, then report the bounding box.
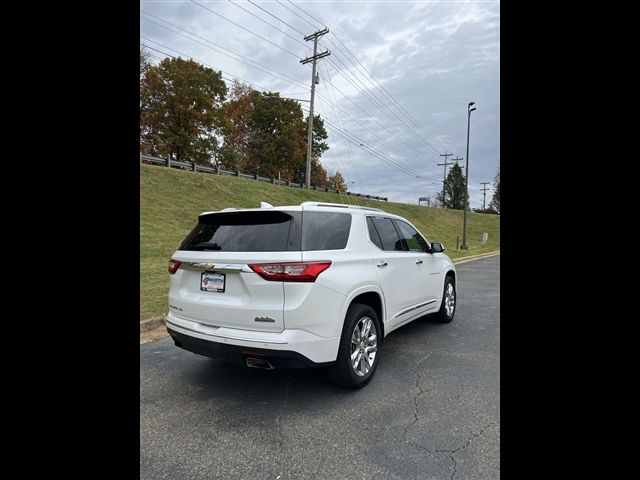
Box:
[195,262,215,270]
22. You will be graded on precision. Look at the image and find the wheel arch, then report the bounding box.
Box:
[445,268,456,286]
[344,287,385,341]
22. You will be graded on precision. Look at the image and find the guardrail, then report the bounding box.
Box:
[140,154,388,201]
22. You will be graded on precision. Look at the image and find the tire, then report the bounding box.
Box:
[434,275,456,323]
[327,303,381,389]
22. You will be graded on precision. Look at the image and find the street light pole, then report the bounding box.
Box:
[460,102,476,250]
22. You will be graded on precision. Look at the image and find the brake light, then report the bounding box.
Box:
[168,259,181,274]
[249,261,332,282]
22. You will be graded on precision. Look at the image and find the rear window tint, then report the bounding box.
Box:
[179,211,301,252]
[302,212,352,250]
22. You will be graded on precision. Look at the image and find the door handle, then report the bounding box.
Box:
[416,259,423,264]
[376,261,388,267]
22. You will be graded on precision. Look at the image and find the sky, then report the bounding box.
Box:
[140,0,500,207]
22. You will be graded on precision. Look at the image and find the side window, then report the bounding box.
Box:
[302,212,352,250]
[366,217,383,249]
[394,220,429,252]
[371,217,407,251]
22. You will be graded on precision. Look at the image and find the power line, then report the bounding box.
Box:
[140,34,299,90]
[302,105,438,184]
[140,42,272,93]
[327,33,445,150]
[275,0,319,30]
[317,62,362,204]
[325,46,443,156]
[325,54,441,159]
[206,0,443,171]
[227,0,306,47]
[320,61,441,167]
[287,0,325,29]
[317,115,439,185]
[225,1,437,159]
[283,1,446,150]
[190,0,301,59]
[320,61,363,187]
[316,101,439,184]
[247,0,307,37]
[319,69,439,173]
[140,14,309,89]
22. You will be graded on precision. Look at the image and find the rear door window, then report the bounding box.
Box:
[370,217,407,251]
[394,220,429,252]
[366,217,384,249]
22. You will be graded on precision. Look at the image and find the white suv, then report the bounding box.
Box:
[166,201,457,388]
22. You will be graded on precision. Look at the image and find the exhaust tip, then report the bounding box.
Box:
[246,357,275,370]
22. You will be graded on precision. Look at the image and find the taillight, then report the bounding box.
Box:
[249,261,332,282]
[168,259,181,274]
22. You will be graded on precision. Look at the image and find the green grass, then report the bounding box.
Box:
[140,164,500,320]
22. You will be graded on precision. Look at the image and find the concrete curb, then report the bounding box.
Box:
[452,250,500,265]
[140,316,166,333]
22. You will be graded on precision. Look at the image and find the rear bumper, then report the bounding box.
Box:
[167,329,328,369]
[166,312,340,365]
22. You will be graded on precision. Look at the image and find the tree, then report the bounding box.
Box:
[220,81,330,184]
[293,114,329,186]
[140,48,150,84]
[435,163,469,210]
[140,57,227,164]
[489,168,500,213]
[328,171,347,192]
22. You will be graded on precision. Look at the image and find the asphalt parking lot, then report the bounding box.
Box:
[140,255,500,479]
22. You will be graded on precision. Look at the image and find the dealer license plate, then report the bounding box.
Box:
[201,272,225,293]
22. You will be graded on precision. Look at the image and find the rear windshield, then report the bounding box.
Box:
[179,210,352,252]
[179,211,301,252]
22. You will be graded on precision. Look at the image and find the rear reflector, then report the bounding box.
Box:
[249,261,331,282]
[168,259,181,274]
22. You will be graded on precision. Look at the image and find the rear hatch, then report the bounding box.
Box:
[169,209,302,333]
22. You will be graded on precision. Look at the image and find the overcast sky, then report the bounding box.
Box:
[141,0,500,207]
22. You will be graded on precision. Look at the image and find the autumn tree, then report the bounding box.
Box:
[489,168,500,212]
[140,57,227,164]
[306,115,330,187]
[436,163,469,210]
[328,171,347,192]
[221,81,330,184]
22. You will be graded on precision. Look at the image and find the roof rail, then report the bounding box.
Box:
[300,201,384,213]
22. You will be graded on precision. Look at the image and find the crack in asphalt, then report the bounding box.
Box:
[401,371,436,454]
[397,335,496,480]
[435,422,496,480]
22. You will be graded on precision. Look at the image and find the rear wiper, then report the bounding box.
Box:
[190,242,222,251]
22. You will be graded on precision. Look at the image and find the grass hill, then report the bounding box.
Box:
[140,164,500,320]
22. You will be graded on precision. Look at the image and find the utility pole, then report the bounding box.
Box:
[480,182,491,210]
[300,28,330,189]
[437,151,454,208]
[452,156,463,166]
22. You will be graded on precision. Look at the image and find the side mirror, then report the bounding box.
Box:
[430,242,445,253]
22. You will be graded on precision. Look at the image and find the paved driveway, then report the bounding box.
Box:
[140,255,500,479]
